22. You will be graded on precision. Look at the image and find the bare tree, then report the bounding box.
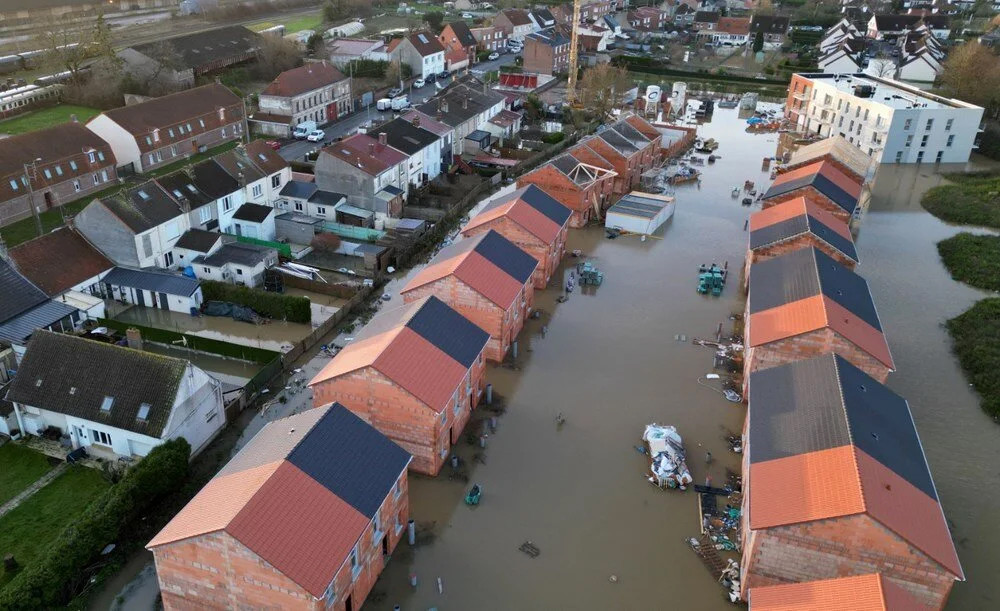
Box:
[940,42,1000,111]
[867,55,896,78]
[577,64,633,118]
[130,41,185,96]
[254,35,303,81]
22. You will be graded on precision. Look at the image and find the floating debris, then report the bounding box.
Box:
[642,424,693,490]
[519,541,540,558]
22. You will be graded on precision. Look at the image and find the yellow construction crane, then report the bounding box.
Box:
[566,0,581,104]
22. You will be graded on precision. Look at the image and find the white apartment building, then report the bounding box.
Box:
[785,73,984,164]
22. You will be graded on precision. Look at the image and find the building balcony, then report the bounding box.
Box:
[792,92,810,101]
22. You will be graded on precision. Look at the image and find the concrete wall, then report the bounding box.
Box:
[316,154,377,214]
[74,201,141,267]
[86,114,143,172]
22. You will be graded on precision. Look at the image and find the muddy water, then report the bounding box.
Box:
[141,342,262,389]
[115,306,312,352]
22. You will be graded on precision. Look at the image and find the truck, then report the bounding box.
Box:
[292,121,318,139]
[391,96,410,111]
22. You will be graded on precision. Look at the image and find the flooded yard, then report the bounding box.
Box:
[115,306,312,352]
[141,343,262,390]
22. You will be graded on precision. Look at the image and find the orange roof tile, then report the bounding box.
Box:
[749,573,924,610]
[824,297,894,369]
[372,327,469,410]
[462,196,562,245]
[402,238,527,309]
[623,115,661,141]
[310,328,403,383]
[748,196,852,241]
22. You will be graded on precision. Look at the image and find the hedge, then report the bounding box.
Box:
[0,439,191,609]
[921,172,1000,230]
[937,233,1000,292]
[947,298,1000,420]
[200,280,311,324]
[612,57,790,85]
[97,318,280,364]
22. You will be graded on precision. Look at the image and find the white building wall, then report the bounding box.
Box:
[85,115,141,171]
[215,189,246,233]
[161,364,224,457]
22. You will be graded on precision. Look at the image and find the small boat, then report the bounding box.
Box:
[465,484,482,505]
[742,198,753,206]
[708,154,717,164]
[724,389,742,403]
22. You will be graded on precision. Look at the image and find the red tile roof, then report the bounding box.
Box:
[749,573,925,610]
[262,61,346,97]
[462,187,567,244]
[716,16,751,35]
[748,197,852,243]
[8,228,112,296]
[771,160,863,199]
[323,133,406,176]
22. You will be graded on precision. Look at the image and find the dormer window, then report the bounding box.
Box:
[218,107,225,121]
[152,128,160,143]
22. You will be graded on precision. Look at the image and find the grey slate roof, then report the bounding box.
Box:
[308,190,346,207]
[750,214,859,263]
[6,330,187,437]
[100,183,183,234]
[475,230,538,285]
[369,118,439,155]
[175,228,223,254]
[0,300,79,344]
[130,25,261,71]
[0,258,47,323]
[192,159,240,200]
[156,171,213,209]
[232,203,274,223]
[405,296,490,368]
[279,180,318,200]
[103,266,201,297]
[198,242,275,267]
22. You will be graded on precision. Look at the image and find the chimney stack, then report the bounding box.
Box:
[462,97,468,109]
[369,142,375,154]
[379,132,388,146]
[412,114,420,127]
[126,328,143,351]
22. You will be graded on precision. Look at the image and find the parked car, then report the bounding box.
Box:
[264,140,281,150]
[413,77,426,88]
[292,121,318,139]
[462,12,473,18]
[391,96,410,111]
[388,87,403,98]
[488,52,500,61]
[438,71,450,80]
[376,98,392,111]
[306,130,325,142]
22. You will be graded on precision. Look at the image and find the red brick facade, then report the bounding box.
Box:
[402,275,533,362]
[461,213,567,289]
[153,472,410,611]
[311,361,485,475]
[517,164,615,228]
[762,187,853,225]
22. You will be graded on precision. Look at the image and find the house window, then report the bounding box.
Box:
[947,134,955,147]
[904,118,912,130]
[168,128,175,138]
[137,403,151,422]
[271,174,281,188]
[324,581,337,605]
[372,507,382,539]
[199,206,212,223]
[252,184,262,198]
[73,180,81,192]
[905,135,913,147]
[350,547,361,580]
[93,174,99,185]
[101,170,108,182]
[91,429,113,446]
[236,268,243,275]
[935,151,943,162]
[316,206,326,216]
[917,150,925,163]
[925,119,933,130]
[87,151,96,163]
[70,160,78,171]
[945,118,953,131]
[203,267,211,273]
[9,179,18,191]
[221,126,228,137]
[222,196,233,211]
[294,201,304,212]
[164,252,174,267]
[453,389,460,416]
[98,151,105,161]
[170,145,177,156]
[43,168,52,179]
[156,151,163,162]
[54,165,63,176]
[147,154,155,166]
[921,134,928,148]
[199,119,206,128]
[100,396,114,412]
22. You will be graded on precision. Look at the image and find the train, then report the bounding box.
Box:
[0,43,82,75]
[0,70,80,119]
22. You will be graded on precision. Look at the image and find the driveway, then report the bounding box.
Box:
[278,54,517,162]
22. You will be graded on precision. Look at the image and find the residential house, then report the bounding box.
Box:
[415,76,507,156]
[148,404,411,611]
[99,266,204,313]
[743,246,894,397]
[748,14,790,45]
[867,13,950,40]
[75,182,187,269]
[624,114,664,157]
[309,296,489,474]
[155,167,219,233]
[400,230,537,362]
[191,157,245,234]
[528,8,557,30]
[192,241,278,288]
[0,122,117,227]
[471,26,509,52]
[745,196,859,290]
[896,29,945,82]
[7,330,224,458]
[783,134,875,184]
[699,17,751,45]
[517,151,616,227]
[388,31,446,80]
[327,38,389,67]
[460,185,572,289]
[253,62,352,137]
[484,109,523,147]
[741,354,963,608]
[575,118,657,195]
[576,23,615,52]
[819,18,864,54]
[673,4,696,26]
[439,22,479,72]
[315,133,408,220]
[523,29,572,75]
[692,11,720,30]
[86,83,245,174]
[762,159,862,224]
[748,574,926,610]
[494,8,536,41]
[629,7,670,31]
[552,0,613,23]
[401,110,455,169]
[0,258,81,355]
[218,143,290,207]
[368,117,444,187]
[818,38,865,73]
[118,25,261,89]
[172,228,225,268]
[231,202,276,241]
[8,227,112,321]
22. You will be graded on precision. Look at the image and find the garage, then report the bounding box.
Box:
[605,191,676,235]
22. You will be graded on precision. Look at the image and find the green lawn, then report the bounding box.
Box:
[283,13,323,33]
[0,445,54,507]
[0,466,109,586]
[0,105,100,136]
[937,233,1000,292]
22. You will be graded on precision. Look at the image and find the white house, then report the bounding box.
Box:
[230,203,277,241]
[368,117,444,187]
[244,140,292,206]
[818,41,864,73]
[328,38,390,67]
[99,266,203,313]
[253,61,352,137]
[191,158,245,234]
[191,242,278,288]
[389,31,446,80]
[414,76,507,156]
[6,330,224,458]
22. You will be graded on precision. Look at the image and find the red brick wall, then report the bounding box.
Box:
[785,75,812,123]
[762,187,852,225]
[741,514,955,609]
[154,471,410,611]
[462,217,562,289]
[584,138,634,195]
[517,165,614,228]
[743,236,857,289]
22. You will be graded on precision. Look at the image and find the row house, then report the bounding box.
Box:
[741,354,963,608]
[574,116,660,196]
[494,9,536,41]
[749,573,926,610]
[149,404,411,611]
[0,257,83,356]
[253,61,352,137]
[86,83,245,175]
[528,8,557,30]
[698,17,751,45]
[401,230,537,362]
[7,329,224,459]
[461,185,572,289]
[471,25,509,51]
[275,181,351,222]
[628,7,670,31]
[673,4,696,26]
[745,196,859,289]
[867,14,950,41]
[439,21,479,72]
[315,133,409,220]
[0,122,117,227]
[818,38,865,73]
[368,117,444,187]
[402,110,455,168]
[517,151,616,227]
[762,159,863,225]
[820,18,864,54]
[415,76,507,157]
[523,29,572,76]
[188,239,278,289]
[309,296,490,475]
[748,14,790,45]
[692,10,720,30]
[743,246,894,398]
[783,134,874,184]
[98,266,203,313]
[388,31,446,81]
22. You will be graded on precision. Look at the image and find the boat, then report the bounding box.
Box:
[696,138,719,153]
[708,155,717,164]
[669,168,700,185]
[465,484,482,505]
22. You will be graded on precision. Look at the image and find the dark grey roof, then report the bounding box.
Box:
[415,76,506,128]
[175,228,223,253]
[100,183,183,234]
[447,21,478,47]
[466,129,492,144]
[6,330,187,438]
[198,242,274,267]
[406,31,446,57]
[608,193,670,219]
[103,266,201,297]
[0,258,48,323]
[369,118,439,155]
[307,190,346,207]
[694,11,719,23]
[275,211,322,225]
[130,25,262,71]
[474,230,537,285]
[550,153,591,185]
[749,15,790,34]
[156,171,213,209]
[192,159,239,200]
[526,29,570,47]
[0,382,12,417]
[286,403,411,518]
[748,354,937,499]
[598,128,639,156]
[279,180,318,200]
[612,121,650,146]
[749,214,859,263]
[748,247,881,331]
[406,296,490,368]
[232,203,274,223]
[0,299,78,344]
[484,184,572,227]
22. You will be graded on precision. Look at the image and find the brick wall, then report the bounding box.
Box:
[583,138,633,195]
[517,165,613,228]
[139,121,244,173]
[743,235,857,289]
[0,165,118,227]
[462,217,561,289]
[761,188,852,225]
[741,514,955,609]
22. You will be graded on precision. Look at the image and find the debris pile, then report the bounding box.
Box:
[642,424,693,490]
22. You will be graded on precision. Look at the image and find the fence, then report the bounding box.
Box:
[319,221,386,242]
[280,287,373,364]
[281,274,360,299]
[225,233,293,257]
[98,318,280,364]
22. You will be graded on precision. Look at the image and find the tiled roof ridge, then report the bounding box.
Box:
[832,357,867,514]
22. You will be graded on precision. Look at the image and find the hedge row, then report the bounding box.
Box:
[921,172,1000,230]
[98,318,280,364]
[0,439,191,609]
[937,233,1000,292]
[200,280,311,324]
[612,57,790,85]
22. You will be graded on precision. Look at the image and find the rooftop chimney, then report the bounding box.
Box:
[463,97,468,109]
[411,114,420,127]
[369,142,375,155]
[379,132,388,146]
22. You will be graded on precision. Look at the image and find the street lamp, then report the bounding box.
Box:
[23,158,42,238]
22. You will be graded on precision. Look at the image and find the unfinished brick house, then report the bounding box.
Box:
[575,118,657,195]
[749,573,927,610]
[783,134,874,184]
[761,159,862,225]
[401,230,537,362]
[744,247,893,397]
[741,355,963,608]
[308,296,490,475]
[517,152,616,227]
[148,404,411,611]
[623,114,663,158]
[460,185,572,289]
[744,196,859,289]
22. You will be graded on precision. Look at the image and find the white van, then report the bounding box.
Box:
[292,121,318,139]
[391,96,410,111]
[376,98,392,111]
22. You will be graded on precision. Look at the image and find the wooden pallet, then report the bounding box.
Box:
[690,534,727,577]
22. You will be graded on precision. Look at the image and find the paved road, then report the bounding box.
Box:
[278,53,517,162]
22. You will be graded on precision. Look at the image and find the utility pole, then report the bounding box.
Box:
[23,158,42,238]
[566,0,581,104]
